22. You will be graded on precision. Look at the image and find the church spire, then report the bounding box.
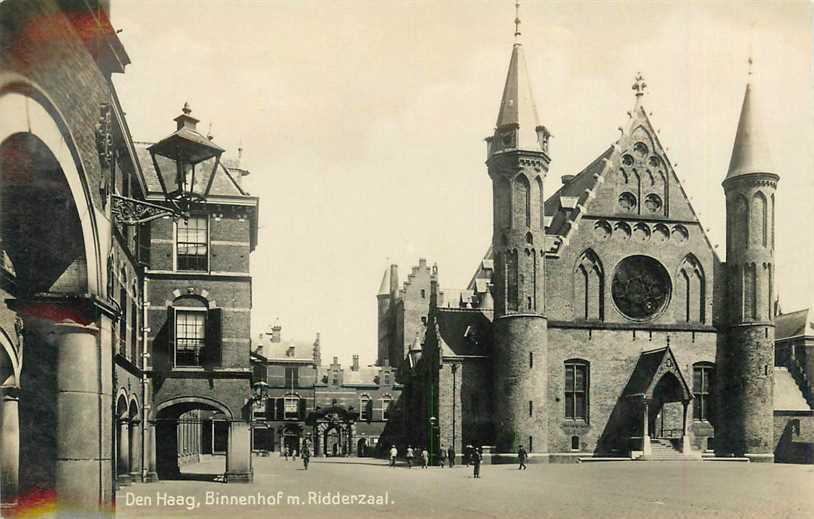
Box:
[725,57,774,181]
[489,2,549,156]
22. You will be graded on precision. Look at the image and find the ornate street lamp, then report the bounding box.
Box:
[110,102,225,225]
[251,381,270,403]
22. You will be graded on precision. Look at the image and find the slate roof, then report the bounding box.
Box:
[622,346,691,400]
[776,308,814,341]
[435,308,493,357]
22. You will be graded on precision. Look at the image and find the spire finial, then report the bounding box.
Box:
[182,101,191,115]
[514,1,521,43]
[747,56,753,77]
[632,72,647,98]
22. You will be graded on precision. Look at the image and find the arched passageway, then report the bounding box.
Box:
[151,397,252,483]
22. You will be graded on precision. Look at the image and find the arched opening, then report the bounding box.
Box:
[357,438,368,457]
[1,131,99,502]
[153,398,232,481]
[650,372,686,439]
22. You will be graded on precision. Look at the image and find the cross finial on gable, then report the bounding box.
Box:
[747,56,753,77]
[632,72,647,98]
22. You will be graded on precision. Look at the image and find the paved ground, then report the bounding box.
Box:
[115,455,814,519]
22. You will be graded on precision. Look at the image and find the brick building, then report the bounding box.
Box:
[0,1,259,516]
[251,322,402,457]
[395,24,811,464]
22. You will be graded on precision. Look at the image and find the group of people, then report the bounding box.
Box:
[386,443,530,477]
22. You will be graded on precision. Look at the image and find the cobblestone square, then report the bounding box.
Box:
[116,456,814,519]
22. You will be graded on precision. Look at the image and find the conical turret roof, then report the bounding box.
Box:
[495,43,542,151]
[725,81,774,181]
[377,267,391,296]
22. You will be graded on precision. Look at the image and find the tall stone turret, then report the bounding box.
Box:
[720,64,777,461]
[377,264,398,366]
[487,9,551,453]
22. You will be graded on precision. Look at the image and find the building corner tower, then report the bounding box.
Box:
[488,7,551,454]
[720,65,777,462]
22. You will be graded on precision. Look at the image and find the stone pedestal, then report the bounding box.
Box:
[129,419,141,482]
[117,419,131,486]
[144,421,158,482]
[0,388,19,513]
[225,421,253,482]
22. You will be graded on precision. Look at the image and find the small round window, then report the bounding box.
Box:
[644,193,663,213]
[618,192,637,212]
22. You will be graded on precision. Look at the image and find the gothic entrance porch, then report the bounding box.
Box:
[306,405,357,457]
[622,347,698,459]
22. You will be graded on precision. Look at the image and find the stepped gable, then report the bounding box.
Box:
[542,77,716,259]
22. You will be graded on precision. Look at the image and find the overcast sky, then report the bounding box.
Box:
[112,0,814,366]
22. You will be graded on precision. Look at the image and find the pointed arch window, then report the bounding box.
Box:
[733,195,749,248]
[744,263,757,320]
[752,192,767,248]
[677,255,705,323]
[506,250,519,312]
[574,250,603,321]
[514,175,531,228]
[535,176,544,230]
[359,394,372,421]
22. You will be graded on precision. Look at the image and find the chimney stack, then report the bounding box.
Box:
[352,355,360,371]
[271,319,282,343]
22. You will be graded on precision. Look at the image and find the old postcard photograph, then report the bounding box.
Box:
[0,0,813,518]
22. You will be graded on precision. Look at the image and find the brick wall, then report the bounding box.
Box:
[774,412,814,464]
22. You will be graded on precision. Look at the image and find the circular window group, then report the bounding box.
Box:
[593,220,689,244]
[617,192,663,214]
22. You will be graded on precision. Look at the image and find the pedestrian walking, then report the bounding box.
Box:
[302,444,311,470]
[447,445,455,468]
[406,446,415,468]
[517,445,528,470]
[389,445,398,468]
[439,446,446,468]
[284,446,289,461]
[472,447,482,479]
[464,444,473,466]
[421,448,429,469]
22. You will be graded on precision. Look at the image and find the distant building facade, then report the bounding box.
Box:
[251,322,401,457]
[387,25,813,465]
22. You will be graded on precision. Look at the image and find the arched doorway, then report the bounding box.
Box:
[116,394,131,486]
[153,398,232,481]
[650,372,685,440]
[357,438,368,457]
[281,424,303,456]
[0,86,108,513]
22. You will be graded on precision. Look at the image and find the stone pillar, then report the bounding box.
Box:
[225,421,252,482]
[0,387,20,513]
[144,421,158,482]
[681,401,692,454]
[642,401,652,456]
[117,419,131,486]
[129,418,141,482]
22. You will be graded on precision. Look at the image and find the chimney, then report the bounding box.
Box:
[271,319,282,343]
[313,332,322,366]
[352,355,360,371]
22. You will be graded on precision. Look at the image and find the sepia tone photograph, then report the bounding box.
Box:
[0,0,813,518]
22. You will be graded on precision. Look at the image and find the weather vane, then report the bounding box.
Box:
[514,1,521,42]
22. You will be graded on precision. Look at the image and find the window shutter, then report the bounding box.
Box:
[204,307,223,367]
[299,398,307,420]
[167,306,176,367]
[275,398,284,420]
